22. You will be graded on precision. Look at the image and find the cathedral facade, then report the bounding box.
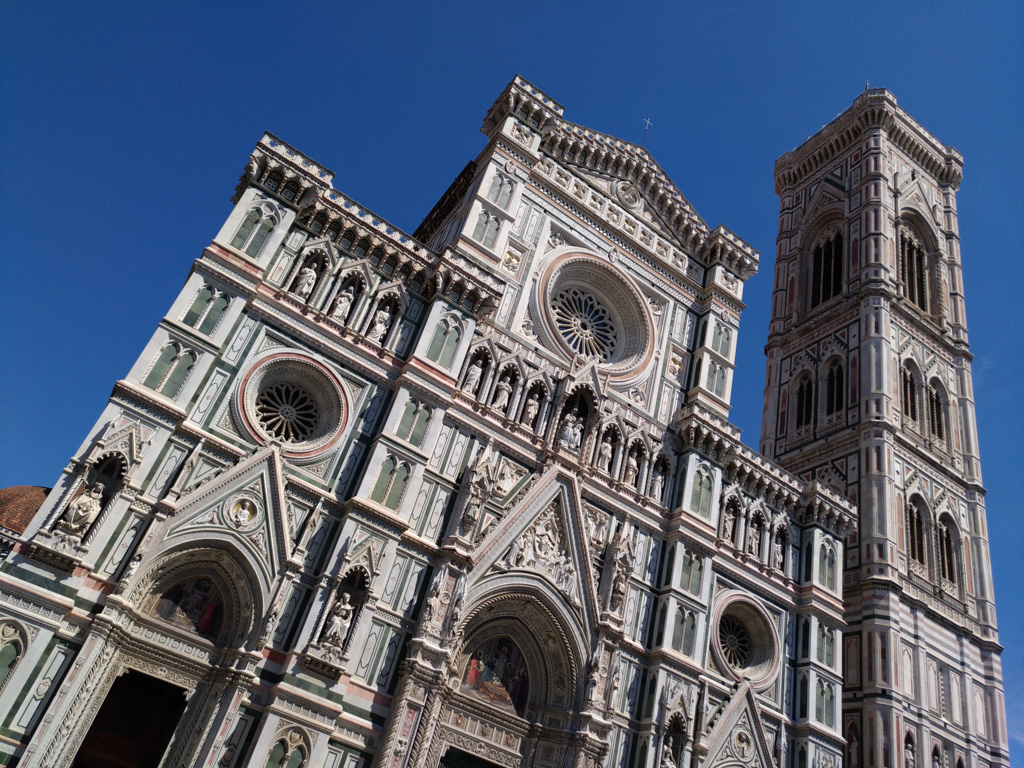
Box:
[0,77,1004,768]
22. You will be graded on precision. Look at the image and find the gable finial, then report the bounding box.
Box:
[642,117,653,146]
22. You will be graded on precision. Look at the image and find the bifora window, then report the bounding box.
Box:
[810,232,843,308]
[898,230,930,312]
[551,288,618,362]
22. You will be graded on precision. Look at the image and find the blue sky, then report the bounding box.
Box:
[2,1,1021,755]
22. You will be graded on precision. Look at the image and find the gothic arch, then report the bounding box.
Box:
[129,543,264,649]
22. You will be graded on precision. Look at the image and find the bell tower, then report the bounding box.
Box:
[761,90,1008,768]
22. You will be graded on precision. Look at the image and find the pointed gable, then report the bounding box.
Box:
[703,682,777,768]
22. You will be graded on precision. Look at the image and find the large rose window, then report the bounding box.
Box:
[711,593,781,689]
[236,353,347,459]
[534,253,654,379]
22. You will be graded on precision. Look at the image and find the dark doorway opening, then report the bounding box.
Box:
[72,670,187,768]
[439,747,509,768]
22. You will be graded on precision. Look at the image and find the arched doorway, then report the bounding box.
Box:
[71,670,187,768]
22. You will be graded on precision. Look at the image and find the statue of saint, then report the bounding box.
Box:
[295,265,317,299]
[62,482,105,534]
[597,436,613,472]
[521,392,540,427]
[624,454,639,486]
[366,306,392,343]
[321,593,354,647]
[650,467,665,501]
[492,376,512,412]
[463,359,483,395]
[773,537,785,570]
[331,285,355,322]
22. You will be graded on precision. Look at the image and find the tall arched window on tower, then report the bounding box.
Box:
[927,379,947,444]
[795,375,814,432]
[824,361,844,420]
[907,497,927,570]
[938,515,959,585]
[898,229,930,312]
[901,363,920,426]
[810,231,843,308]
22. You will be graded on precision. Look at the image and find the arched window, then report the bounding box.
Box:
[0,621,26,691]
[231,208,275,256]
[811,231,843,307]
[938,516,958,584]
[681,549,703,594]
[706,362,726,397]
[266,739,306,768]
[426,318,462,369]
[396,399,431,448]
[682,611,696,656]
[182,285,229,335]
[907,498,927,566]
[825,361,844,417]
[928,380,946,442]
[803,540,814,583]
[144,344,196,397]
[161,351,195,397]
[817,625,835,667]
[800,617,811,659]
[819,545,837,590]
[690,472,713,518]
[472,211,501,248]
[280,180,299,202]
[901,363,920,425]
[487,172,515,209]
[898,230,930,312]
[264,171,282,192]
[308,212,326,234]
[144,344,179,390]
[816,681,835,726]
[795,375,814,430]
[370,456,411,510]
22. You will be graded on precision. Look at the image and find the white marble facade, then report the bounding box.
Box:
[0,78,997,768]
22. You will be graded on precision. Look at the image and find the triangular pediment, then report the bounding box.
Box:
[573,166,688,246]
[805,180,844,216]
[704,682,776,768]
[471,468,599,627]
[164,447,292,591]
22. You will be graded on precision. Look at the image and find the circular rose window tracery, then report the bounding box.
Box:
[255,382,320,442]
[535,253,654,379]
[235,353,347,459]
[711,593,781,689]
[551,288,619,362]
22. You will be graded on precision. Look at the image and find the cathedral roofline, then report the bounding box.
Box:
[484,75,758,266]
[774,88,964,193]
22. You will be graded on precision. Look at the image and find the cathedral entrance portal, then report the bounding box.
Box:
[71,670,187,768]
[440,748,506,768]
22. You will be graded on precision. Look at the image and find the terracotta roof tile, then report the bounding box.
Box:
[0,485,51,535]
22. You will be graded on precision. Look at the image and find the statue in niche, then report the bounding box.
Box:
[321,593,354,649]
[749,521,762,557]
[597,435,613,472]
[660,743,676,768]
[492,376,513,412]
[366,305,392,343]
[931,752,940,768]
[650,466,665,501]
[624,453,639,487]
[773,535,785,570]
[463,359,483,395]
[558,408,582,451]
[331,285,355,322]
[295,265,317,299]
[905,744,915,768]
[607,523,636,614]
[60,482,105,535]
[723,508,735,542]
[606,661,622,713]
[521,391,540,427]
